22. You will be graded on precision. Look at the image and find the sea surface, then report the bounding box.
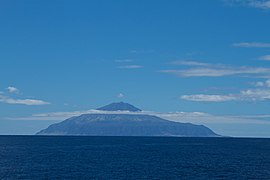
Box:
[0,136,270,179]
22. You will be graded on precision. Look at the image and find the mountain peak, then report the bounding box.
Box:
[96,102,142,112]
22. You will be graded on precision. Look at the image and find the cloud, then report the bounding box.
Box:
[248,0,270,9]
[10,109,145,120]
[129,50,154,54]
[118,65,143,69]
[117,93,124,98]
[115,58,143,69]
[225,0,270,9]
[115,59,133,63]
[240,88,270,100]
[0,95,50,106]
[180,90,270,102]
[6,86,19,93]
[233,42,270,48]
[179,78,270,102]
[181,94,237,102]
[161,61,270,102]
[163,61,270,102]
[255,81,265,87]
[171,60,212,67]
[259,55,270,61]
[0,86,50,105]
[161,66,270,77]
[254,79,270,87]
[161,60,270,78]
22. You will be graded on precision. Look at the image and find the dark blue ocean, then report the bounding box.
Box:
[0,136,270,179]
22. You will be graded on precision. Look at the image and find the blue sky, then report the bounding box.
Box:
[1,0,270,137]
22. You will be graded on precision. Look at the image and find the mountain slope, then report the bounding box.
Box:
[36,114,219,137]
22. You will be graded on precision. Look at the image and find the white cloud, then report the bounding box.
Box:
[181,94,236,102]
[248,0,270,9]
[225,0,270,9]
[164,61,270,102]
[0,87,50,105]
[6,86,19,93]
[233,42,270,48]
[162,60,270,78]
[254,79,270,87]
[171,60,211,67]
[240,89,270,100]
[118,65,143,69]
[255,81,265,87]
[180,78,270,102]
[0,95,50,106]
[259,55,270,61]
[161,66,270,77]
[115,57,143,69]
[10,109,145,120]
[181,88,270,102]
[115,59,133,63]
[117,93,124,98]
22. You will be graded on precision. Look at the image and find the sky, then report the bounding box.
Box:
[1,0,270,137]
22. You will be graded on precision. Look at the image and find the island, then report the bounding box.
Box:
[37,102,220,137]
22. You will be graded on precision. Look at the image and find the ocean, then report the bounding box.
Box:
[0,136,269,179]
